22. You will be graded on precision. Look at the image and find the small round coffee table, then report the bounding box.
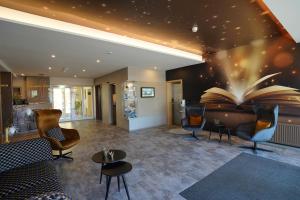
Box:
[92,150,126,184]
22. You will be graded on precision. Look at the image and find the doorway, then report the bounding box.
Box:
[110,84,117,125]
[51,86,94,121]
[167,80,183,126]
[95,85,102,120]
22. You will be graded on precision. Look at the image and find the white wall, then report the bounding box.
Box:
[94,68,129,130]
[128,67,165,83]
[94,67,167,131]
[128,67,167,131]
[12,76,26,98]
[50,77,94,86]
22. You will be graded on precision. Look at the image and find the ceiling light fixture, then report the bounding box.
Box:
[74,74,77,78]
[105,51,113,55]
[62,67,69,73]
[96,59,101,63]
[21,73,25,76]
[154,66,158,70]
[82,69,86,72]
[0,7,203,62]
[192,24,198,32]
[51,54,56,58]
[48,67,52,70]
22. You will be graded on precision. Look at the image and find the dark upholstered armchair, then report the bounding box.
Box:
[182,105,206,140]
[236,105,279,152]
[35,109,80,160]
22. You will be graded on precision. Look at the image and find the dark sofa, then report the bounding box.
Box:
[0,138,65,199]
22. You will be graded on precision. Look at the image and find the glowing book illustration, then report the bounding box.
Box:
[200,73,300,107]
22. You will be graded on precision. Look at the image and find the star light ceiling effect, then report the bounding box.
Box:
[0,0,284,55]
[206,37,298,100]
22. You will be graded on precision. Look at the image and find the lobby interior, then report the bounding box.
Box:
[0,0,300,200]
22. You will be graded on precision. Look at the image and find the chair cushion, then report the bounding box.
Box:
[255,120,271,133]
[47,127,65,141]
[0,161,62,200]
[189,115,202,126]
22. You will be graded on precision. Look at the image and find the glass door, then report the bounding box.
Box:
[52,86,71,121]
[51,86,94,121]
[83,87,93,118]
[71,87,83,120]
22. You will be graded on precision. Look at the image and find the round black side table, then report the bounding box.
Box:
[92,150,126,184]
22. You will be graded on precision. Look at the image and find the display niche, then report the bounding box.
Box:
[123,81,137,119]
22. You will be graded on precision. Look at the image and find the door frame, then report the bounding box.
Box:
[166,79,183,127]
[95,85,102,120]
[109,83,117,125]
[51,85,94,122]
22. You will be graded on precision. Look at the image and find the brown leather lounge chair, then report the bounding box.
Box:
[35,109,80,160]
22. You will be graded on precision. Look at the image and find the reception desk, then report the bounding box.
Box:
[13,103,52,134]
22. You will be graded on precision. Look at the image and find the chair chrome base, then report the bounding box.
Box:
[240,142,273,153]
[54,150,73,160]
[191,131,199,140]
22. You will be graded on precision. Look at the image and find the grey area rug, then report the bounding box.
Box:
[180,153,300,200]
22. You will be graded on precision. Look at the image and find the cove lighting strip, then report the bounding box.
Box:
[0,6,203,61]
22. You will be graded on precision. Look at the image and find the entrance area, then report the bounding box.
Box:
[167,80,183,126]
[51,86,94,121]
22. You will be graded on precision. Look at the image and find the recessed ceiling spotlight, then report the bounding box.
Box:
[74,74,77,78]
[192,24,198,32]
[21,73,25,76]
[51,54,56,58]
[62,67,69,73]
[96,59,101,63]
[82,69,86,72]
[48,67,52,70]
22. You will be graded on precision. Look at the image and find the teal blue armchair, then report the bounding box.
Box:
[236,105,279,152]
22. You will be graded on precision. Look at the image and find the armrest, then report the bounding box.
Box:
[252,126,276,141]
[61,128,80,141]
[181,118,189,127]
[200,118,207,129]
[0,138,53,173]
[43,136,64,150]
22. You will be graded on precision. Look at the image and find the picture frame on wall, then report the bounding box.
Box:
[141,87,155,98]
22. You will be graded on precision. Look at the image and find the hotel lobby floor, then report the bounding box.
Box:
[55,120,300,200]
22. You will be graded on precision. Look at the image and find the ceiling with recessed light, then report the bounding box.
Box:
[0,0,289,54]
[0,20,201,78]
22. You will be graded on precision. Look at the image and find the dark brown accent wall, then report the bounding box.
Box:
[0,72,13,132]
[166,39,300,116]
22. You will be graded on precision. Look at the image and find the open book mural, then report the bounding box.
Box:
[200,72,300,108]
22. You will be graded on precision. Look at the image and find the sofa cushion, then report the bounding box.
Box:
[0,161,62,200]
[47,127,65,142]
[0,138,53,173]
[27,192,71,200]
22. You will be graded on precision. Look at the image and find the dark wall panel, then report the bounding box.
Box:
[1,72,13,132]
[166,39,300,116]
[166,63,225,104]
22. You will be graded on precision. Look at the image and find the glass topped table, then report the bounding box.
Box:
[92,150,126,164]
[92,149,126,184]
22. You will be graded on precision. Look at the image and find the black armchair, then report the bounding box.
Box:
[182,105,206,140]
[236,105,279,152]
